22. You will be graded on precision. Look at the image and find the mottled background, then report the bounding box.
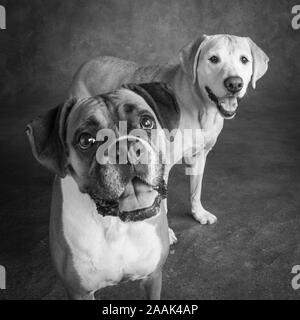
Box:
[1,0,299,103]
[0,0,300,300]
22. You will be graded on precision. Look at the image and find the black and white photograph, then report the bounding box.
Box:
[0,0,299,303]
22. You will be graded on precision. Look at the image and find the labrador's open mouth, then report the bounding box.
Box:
[90,177,167,222]
[205,86,238,119]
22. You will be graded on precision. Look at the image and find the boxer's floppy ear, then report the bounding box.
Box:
[26,98,76,177]
[247,37,269,89]
[122,82,180,131]
[179,34,210,84]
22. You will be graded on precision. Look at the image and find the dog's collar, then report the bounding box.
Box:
[91,181,168,223]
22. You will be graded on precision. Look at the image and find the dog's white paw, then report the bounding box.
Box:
[168,227,177,245]
[192,208,217,225]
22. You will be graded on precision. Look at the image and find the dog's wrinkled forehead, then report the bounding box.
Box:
[66,89,159,141]
[104,88,159,122]
[107,88,155,111]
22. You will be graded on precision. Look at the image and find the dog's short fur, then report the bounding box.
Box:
[26,83,181,299]
[70,34,269,242]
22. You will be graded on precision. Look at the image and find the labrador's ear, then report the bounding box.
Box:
[122,83,180,132]
[179,34,210,84]
[247,38,269,89]
[26,98,77,177]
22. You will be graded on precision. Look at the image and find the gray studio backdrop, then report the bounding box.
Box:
[1,0,299,104]
[1,0,300,300]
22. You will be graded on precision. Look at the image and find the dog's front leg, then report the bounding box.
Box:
[187,153,217,225]
[163,167,178,245]
[140,269,162,300]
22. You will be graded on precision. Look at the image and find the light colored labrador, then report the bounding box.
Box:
[69,34,269,243]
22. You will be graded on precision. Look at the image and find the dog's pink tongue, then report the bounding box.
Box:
[219,96,238,112]
[119,179,157,212]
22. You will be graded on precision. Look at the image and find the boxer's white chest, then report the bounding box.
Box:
[59,177,162,292]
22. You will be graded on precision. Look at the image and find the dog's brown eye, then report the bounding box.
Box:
[140,116,156,130]
[209,56,219,64]
[78,133,96,150]
[241,56,249,64]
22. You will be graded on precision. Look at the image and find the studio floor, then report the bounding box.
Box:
[0,91,299,300]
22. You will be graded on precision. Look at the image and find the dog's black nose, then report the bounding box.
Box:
[224,76,243,93]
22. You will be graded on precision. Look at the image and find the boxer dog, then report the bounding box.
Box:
[70,34,269,243]
[26,83,180,300]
